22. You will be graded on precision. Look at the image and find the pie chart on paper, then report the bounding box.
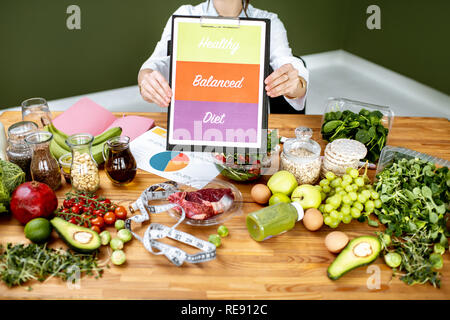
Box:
[149,151,190,172]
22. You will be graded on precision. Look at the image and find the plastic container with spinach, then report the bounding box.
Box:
[321,98,393,162]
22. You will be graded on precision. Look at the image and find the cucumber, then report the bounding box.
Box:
[47,124,121,166]
[93,127,122,146]
[49,123,68,140]
[49,139,69,160]
[92,142,106,165]
[49,126,71,151]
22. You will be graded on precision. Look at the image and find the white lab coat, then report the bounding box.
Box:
[140,1,308,111]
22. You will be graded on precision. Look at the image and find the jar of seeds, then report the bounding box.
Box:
[66,134,100,193]
[281,127,322,185]
[25,131,61,190]
[321,138,367,177]
[7,121,38,181]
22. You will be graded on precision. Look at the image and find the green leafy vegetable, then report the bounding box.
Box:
[0,243,104,287]
[321,108,388,162]
[375,157,449,287]
[377,230,442,287]
[0,160,26,213]
[0,160,26,194]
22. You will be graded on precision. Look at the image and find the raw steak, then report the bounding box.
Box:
[168,188,235,220]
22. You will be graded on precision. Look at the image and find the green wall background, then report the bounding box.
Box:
[0,0,448,108]
[343,0,450,96]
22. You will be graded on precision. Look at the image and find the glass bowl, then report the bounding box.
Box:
[212,145,280,182]
[167,179,243,226]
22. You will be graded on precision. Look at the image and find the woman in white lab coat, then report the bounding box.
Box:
[138,0,308,112]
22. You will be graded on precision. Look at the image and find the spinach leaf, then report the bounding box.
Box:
[355,129,371,144]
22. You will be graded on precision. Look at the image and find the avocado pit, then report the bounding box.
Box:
[352,242,373,258]
[73,231,93,244]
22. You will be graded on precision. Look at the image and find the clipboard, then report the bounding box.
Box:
[166,15,270,155]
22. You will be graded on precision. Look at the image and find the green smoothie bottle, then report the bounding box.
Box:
[246,202,304,241]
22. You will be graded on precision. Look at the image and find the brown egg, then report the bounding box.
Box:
[325,231,349,253]
[251,184,272,204]
[302,208,324,231]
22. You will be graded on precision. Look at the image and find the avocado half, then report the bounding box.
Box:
[51,217,101,253]
[327,235,381,280]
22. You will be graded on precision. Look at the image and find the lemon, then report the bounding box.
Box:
[24,218,52,243]
[269,193,291,206]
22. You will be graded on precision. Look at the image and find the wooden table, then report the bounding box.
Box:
[0,111,449,300]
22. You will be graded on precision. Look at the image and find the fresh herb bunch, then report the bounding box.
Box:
[321,108,388,162]
[0,243,104,287]
[375,157,450,287]
[378,230,444,288]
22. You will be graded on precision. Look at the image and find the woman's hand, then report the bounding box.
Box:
[264,63,306,100]
[138,69,172,108]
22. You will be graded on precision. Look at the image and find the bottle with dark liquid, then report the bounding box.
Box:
[103,136,137,185]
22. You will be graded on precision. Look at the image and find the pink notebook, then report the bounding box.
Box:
[52,97,155,141]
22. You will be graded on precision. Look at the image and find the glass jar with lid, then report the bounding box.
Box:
[25,131,62,190]
[6,121,38,181]
[66,133,100,193]
[321,138,367,178]
[280,127,322,185]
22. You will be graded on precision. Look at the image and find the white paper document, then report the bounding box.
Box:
[130,126,220,188]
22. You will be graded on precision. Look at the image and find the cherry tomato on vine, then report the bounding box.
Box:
[63,199,73,208]
[101,199,111,205]
[71,205,81,214]
[114,206,128,220]
[93,209,104,217]
[68,217,77,225]
[82,206,91,213]
[91,225,101,233]
[91,216,105,228]
[104,211,116,225]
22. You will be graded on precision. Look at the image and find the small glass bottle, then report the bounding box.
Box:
[246,202,304,241]
[7,121,38,181]
[103,136,137,185]
[281,127,322,185]
[66,133,100,193]
[58,153,72,184]
[25,131,61,190]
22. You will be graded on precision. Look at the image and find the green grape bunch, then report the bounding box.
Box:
[317,167,381,229]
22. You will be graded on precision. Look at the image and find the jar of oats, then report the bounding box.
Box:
[281,127,321,185]
[66,133,100,193]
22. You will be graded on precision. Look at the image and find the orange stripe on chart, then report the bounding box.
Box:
[175,61,260,104]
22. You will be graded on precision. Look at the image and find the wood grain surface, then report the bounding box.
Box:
[0,111,449,300]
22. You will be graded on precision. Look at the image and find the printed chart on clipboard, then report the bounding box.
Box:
[167,15,270,154]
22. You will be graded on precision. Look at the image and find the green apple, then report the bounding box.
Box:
[291,184,322,209]
[268,193,291,206]
[267,170,298,196]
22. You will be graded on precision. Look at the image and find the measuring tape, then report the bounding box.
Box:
[125,181,216,266]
